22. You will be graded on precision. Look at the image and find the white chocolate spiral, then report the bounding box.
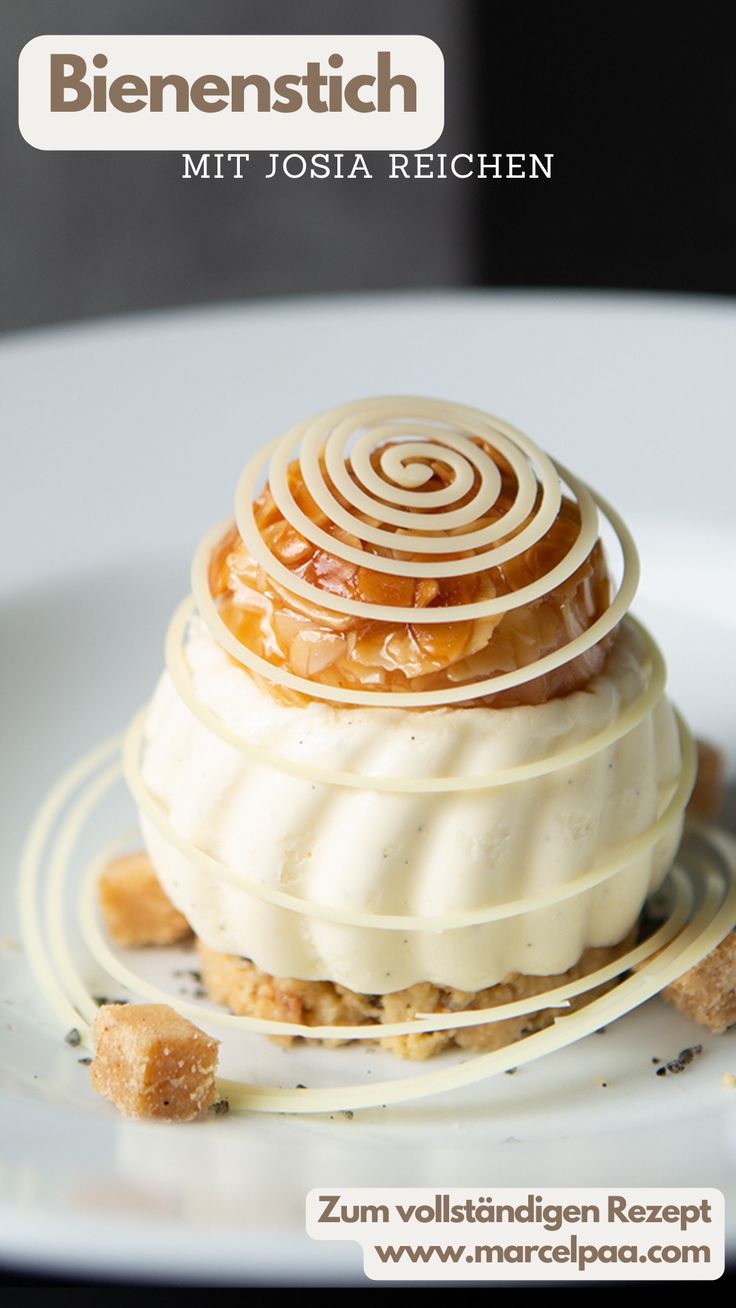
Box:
[192,397,640,707]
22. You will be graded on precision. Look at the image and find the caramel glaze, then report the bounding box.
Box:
[209,446,615,708]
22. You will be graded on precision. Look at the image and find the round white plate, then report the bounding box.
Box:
[1,292,735,1284]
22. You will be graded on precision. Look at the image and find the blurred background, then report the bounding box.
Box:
[2,1,736,334]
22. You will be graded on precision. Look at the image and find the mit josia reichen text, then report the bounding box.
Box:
[180,151,554,180]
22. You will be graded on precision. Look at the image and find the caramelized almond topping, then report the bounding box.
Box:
[210,445,613,707]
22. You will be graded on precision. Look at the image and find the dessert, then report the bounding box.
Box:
[20,396,736,1115]
[128,397,688,1051]
[90,1003,220,1122]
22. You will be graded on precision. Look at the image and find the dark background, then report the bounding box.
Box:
[2,0,735,1291]
[2,1,736,337]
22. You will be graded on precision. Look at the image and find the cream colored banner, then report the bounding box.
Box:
[306,1187,726,1280]
[18,34,444,151]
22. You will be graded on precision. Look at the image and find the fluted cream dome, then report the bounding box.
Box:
[139,616,682,992]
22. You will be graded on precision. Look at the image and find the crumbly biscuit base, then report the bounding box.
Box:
[688,740,726,822]
[197,933,637,1062]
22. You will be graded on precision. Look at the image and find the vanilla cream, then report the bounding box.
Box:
[137,618,683,993]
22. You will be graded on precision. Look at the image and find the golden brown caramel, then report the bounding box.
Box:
[209,446,613,707]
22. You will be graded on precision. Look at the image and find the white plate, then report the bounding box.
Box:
[1,292,735,1284]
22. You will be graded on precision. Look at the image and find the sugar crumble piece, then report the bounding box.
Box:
[90,1003,219,1122]
[687,740,726,822]
[721,1073,736,1090]
[98,852,192,948]
[661,933,736,1034]
[196,934,634,1060]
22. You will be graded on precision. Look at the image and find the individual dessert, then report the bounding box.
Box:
[90,1002,220,1122]
[126,397,691,1058]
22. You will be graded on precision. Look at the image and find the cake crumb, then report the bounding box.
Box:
[98,852,192,948]
[90,1003,219,1122]
[687,740,726,821]
[722,1073,736,1090]
[661,933,736,1033]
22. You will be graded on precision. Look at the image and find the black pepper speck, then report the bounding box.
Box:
[656,1045,703,1076]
